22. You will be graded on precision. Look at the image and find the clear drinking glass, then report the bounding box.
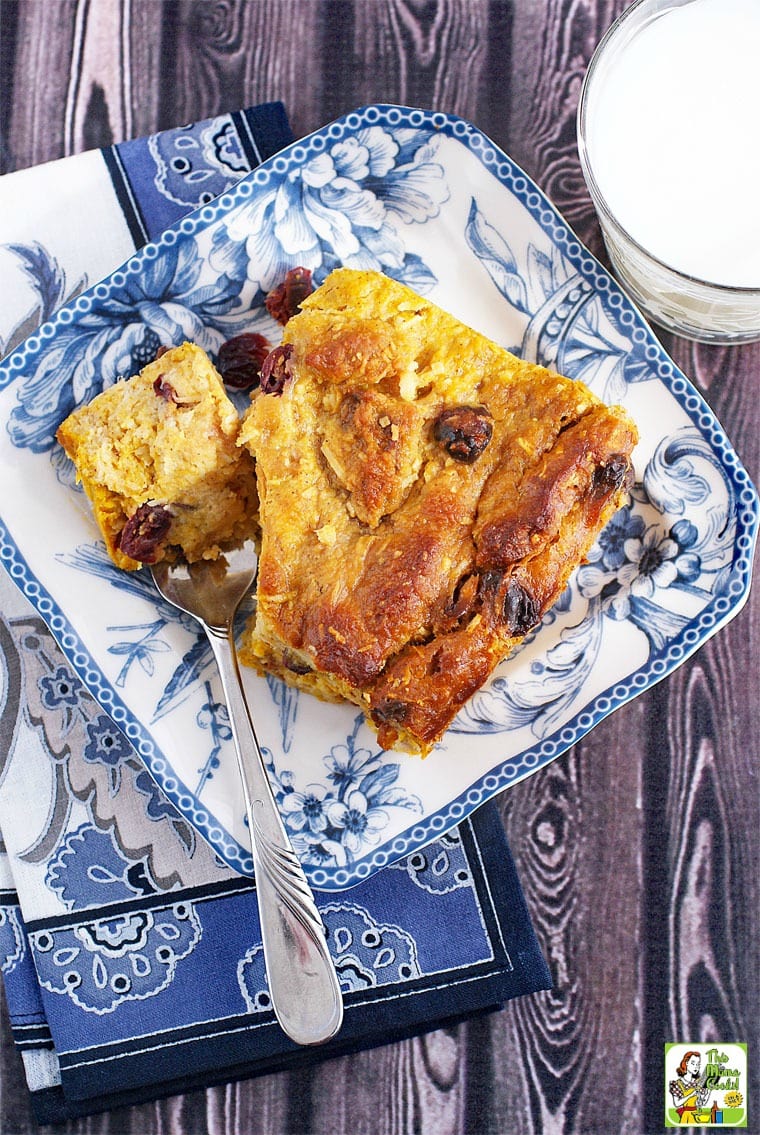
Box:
[577,0,760,344]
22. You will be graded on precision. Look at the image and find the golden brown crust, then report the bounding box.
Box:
[320,388,426,527]
[474,404,637,568]
[238,268,638,756]
[305,321,399,385]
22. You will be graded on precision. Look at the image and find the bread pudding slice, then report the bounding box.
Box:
[238,268,638,756]
[57,341,257,570]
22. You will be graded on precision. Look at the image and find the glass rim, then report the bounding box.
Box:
[577,0,760,300]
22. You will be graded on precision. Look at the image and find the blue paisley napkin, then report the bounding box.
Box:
[0,104,551,1126]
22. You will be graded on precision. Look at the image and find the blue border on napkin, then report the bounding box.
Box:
[4,802,550,1125]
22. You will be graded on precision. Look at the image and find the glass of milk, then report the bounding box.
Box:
[577,0,760,343]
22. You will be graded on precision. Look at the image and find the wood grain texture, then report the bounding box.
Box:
[0,1,757,1132]
[489,698,645,1135]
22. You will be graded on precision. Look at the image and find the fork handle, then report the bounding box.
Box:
[205,624,344,1046]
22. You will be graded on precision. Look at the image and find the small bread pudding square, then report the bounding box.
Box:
[57,341,257,570]
[238,268,638,756]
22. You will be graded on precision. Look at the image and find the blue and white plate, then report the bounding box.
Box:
[1,106,757,889]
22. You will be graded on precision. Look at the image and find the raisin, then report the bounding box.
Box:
[433,405,493,463]
[152,375,197,407]
[372,698,409,726]
[260,343,294,395]
[216,333,271,390]
[590,454,632,498]
[477,570,503,599]
[118,503,173,564]
[476,571,539,635]
[265,267,313,325]
[502,578,540,635]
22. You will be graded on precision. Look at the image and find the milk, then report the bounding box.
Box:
[584,0,760,288]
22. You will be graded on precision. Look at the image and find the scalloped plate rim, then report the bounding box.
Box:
[0,104,757,891]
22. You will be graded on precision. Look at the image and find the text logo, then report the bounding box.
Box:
[665,1043,747,1127]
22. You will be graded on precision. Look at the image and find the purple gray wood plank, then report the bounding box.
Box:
[0,1,756,1133]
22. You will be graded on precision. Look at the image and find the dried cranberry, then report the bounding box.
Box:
[260,343,294,395]
[216,333,271,390]
[477,570,503,599]
[433,405,493,463]
[118,503,173,563]
[265,267,313,325]
[152,375,196,407]
[502,578,540,635]
[372,698,409,726]
[590,453,632,499]
[476,571,539,635]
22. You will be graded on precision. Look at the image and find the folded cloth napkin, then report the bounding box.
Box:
[0,104,551,1126]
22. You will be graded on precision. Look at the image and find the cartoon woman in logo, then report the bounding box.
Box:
[669,1050,710,1123]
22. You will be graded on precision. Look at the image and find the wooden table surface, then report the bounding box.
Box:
[0,2,757,1133]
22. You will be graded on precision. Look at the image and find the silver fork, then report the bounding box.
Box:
[151,540,343,1046]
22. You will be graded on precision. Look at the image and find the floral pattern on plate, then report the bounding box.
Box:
[0,106,757,889]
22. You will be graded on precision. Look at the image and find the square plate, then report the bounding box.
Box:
[1,105,757,889]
